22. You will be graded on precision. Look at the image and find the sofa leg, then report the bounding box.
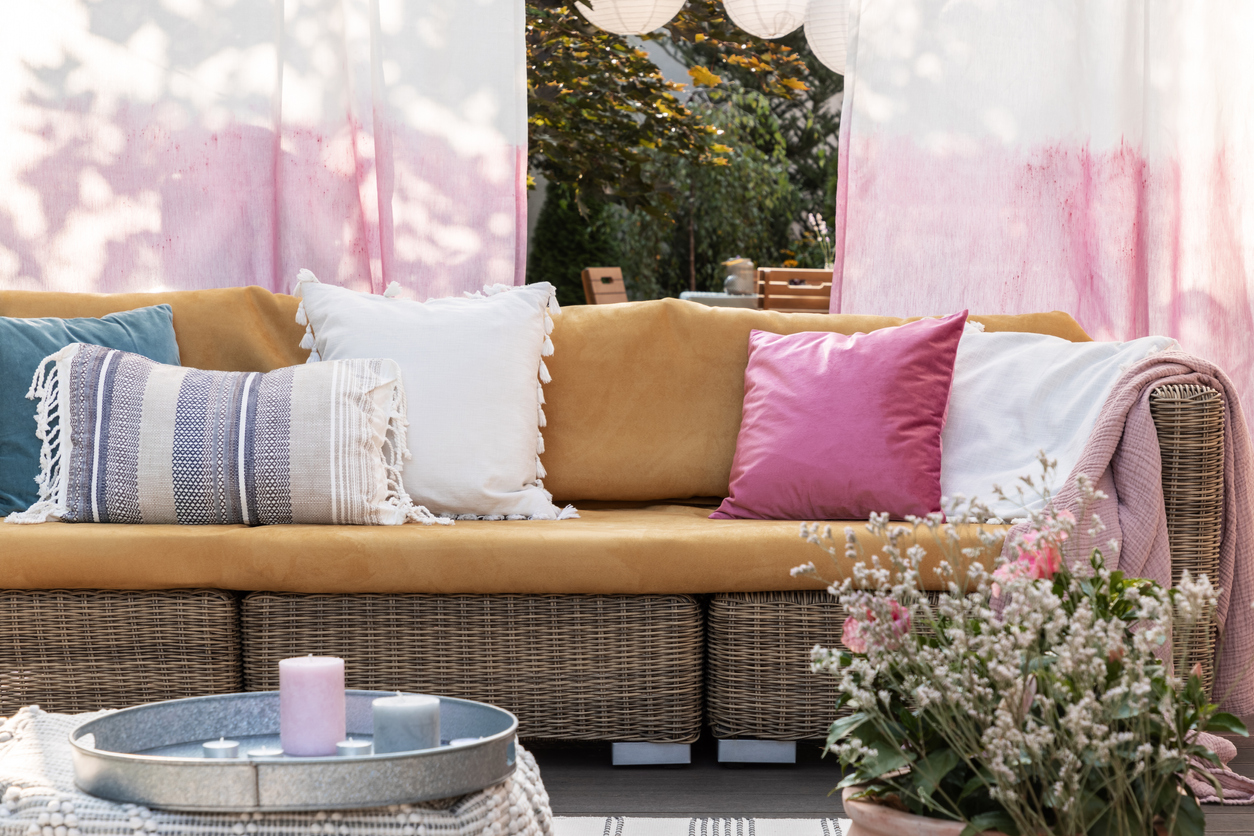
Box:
[717,739,797,764]
[610,742,692,766]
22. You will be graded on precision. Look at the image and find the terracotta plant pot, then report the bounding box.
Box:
[842,787,1006,836]
[842,787,1170,836]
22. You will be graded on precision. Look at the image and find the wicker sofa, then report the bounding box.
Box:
[0,289,1224,763]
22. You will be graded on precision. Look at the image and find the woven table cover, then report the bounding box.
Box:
[0,707,553,836]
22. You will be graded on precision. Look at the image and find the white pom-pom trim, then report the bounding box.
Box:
[383,282,403,298]
[293,268,320,296]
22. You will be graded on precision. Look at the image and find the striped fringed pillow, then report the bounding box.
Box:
[4,343,451,527]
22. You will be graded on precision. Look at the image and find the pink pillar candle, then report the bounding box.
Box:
[279,656,346,756]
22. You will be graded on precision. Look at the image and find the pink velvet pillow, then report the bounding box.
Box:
[711,311,968,521]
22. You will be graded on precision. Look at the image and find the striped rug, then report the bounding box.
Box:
[553,817,849,835]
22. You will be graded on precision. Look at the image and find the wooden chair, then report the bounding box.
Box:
[757,268,833,313]
[581,267,629,305]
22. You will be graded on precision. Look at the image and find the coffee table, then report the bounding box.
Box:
[0,706,554,835]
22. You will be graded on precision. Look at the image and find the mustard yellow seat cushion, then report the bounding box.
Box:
[0,504,1006,594]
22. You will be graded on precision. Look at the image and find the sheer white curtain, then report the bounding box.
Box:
[831,0,1254,413]
[0,0,526,298]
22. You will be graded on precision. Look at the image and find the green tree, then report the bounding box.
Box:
[527,183,619,307]
[609,89,798,299]
[525,1,843,298]
[526,0,810,212]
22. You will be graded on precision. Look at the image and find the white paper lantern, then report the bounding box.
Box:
[574,0,687,35]
[723,0,809,40]
[804,0,847,74]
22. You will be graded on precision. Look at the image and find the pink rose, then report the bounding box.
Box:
[840,602,911,654]
[991,559,1027,598]
[841,616,867,653]
[887,600,911,638]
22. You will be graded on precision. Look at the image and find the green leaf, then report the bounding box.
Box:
[1204,712,1249,736]
[915,748,961,793]
[1170,793,1205,836]
[859,745,911,780]
[825,712,868,744]
[957,773,988,803]
[959,811,1018,836]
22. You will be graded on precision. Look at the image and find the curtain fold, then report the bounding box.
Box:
[0,0,527,298]
[832,0,1254,416]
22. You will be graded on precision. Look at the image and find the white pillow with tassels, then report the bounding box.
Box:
[293,271,576,521]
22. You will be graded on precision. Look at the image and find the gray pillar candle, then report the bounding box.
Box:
[371,694,440,754]
[202,738,240,758]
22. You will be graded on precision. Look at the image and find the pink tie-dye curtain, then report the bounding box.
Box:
[831,1,1254,414]
[0,0,527,298]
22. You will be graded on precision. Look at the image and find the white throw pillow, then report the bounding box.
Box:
[940,331,1178,518]
[294,272,574,520]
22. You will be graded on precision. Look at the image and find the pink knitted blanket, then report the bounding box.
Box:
[1005,350,1254,714]
[1002,351,1254,802]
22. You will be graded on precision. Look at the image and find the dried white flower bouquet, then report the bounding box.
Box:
[793,455,1243,836]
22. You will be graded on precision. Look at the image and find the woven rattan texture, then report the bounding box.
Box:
[0,590,241,715]
[708,385,1226,738]
[706,591,843,740]
[240,593,704,743]
[1150,383,1225,693]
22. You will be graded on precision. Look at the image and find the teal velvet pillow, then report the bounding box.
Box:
[0,305,181,517]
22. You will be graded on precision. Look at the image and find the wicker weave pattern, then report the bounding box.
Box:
[706,591,843,740]
[708,385,1227,738]
[1150,384,1225,692]
[0,589,241,715]
[240,593,704,743]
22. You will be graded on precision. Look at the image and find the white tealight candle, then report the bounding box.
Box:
[371,694,440,754]
[203,738,240,758]
[336,738,373,757]
[247,747,284,758]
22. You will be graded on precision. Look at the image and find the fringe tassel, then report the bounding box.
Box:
[380,374,452,527]
[6,345,79,524]
[536,432,545,455]
[292,268,320,296]
[542,335,554,356]
[539,360,551,384]
[557,504,580,520]
[294,270,322,359]
[535,457,547,479]
[537,404,546,428]
[537,383,545,405]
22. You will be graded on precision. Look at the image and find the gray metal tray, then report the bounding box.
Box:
[69,690,518,812]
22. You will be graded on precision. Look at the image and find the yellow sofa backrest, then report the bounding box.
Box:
[0,288,307,372]
[0,289,1090,503]
[539,299,1090,501]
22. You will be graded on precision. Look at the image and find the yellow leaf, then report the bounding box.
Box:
[688,65,722,87]
[695,33,706,43]
[781,77,809,91]
[711,144,733,154]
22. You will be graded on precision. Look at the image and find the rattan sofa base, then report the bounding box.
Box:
[0,589,242,715]
[240,592,704,743]
[706,384,1225,741]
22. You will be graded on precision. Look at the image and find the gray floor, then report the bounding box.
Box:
[529,731,1254,828]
